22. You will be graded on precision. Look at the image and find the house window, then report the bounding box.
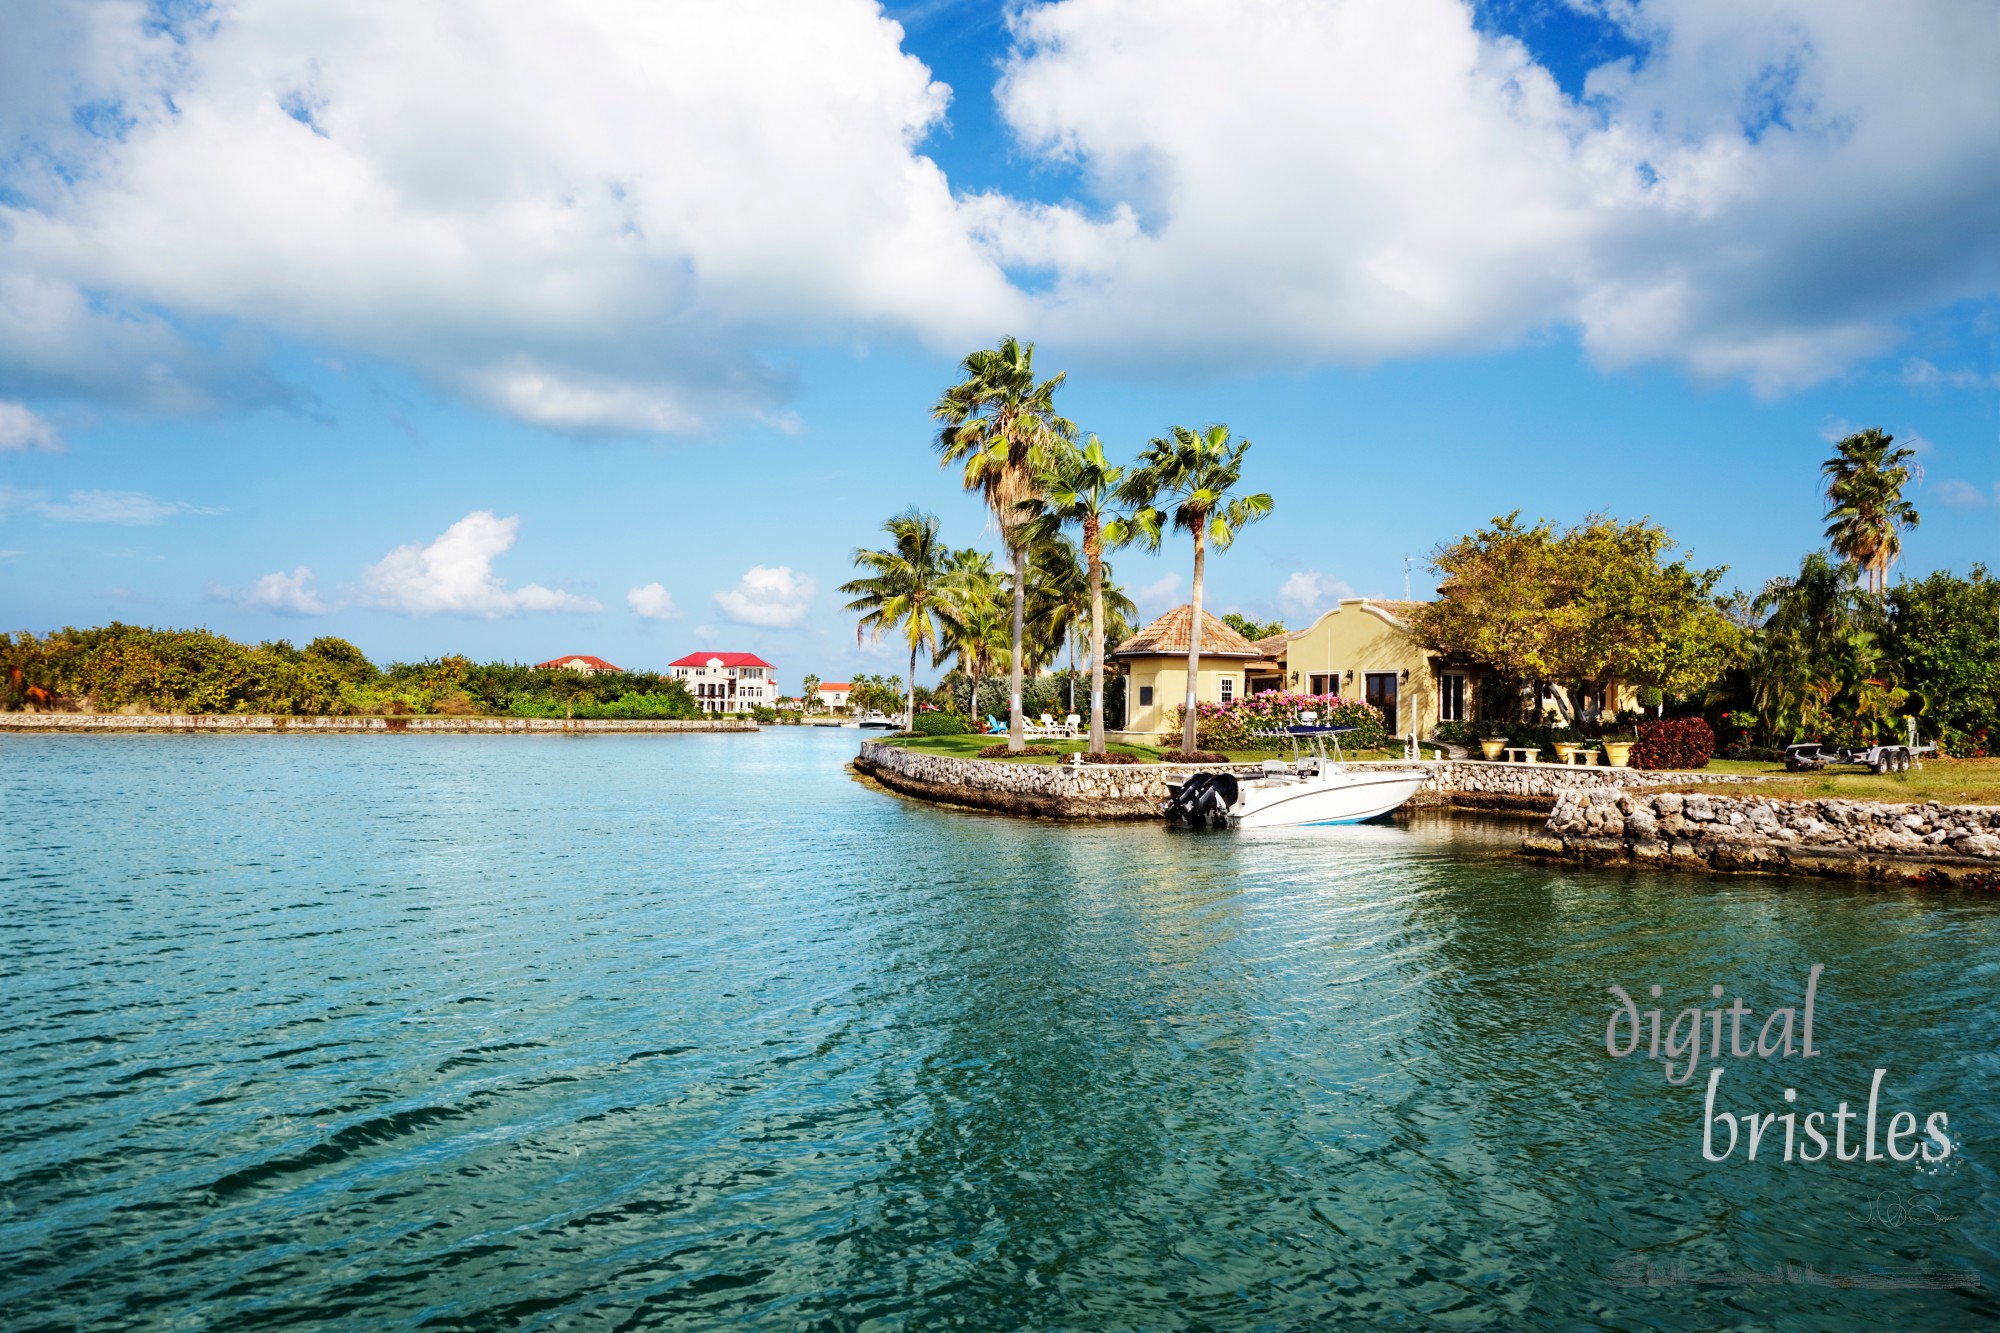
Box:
[1439,673,1467,722]
[1139,685,1154,707]
[1220,677,1234,703]
[1309,673,1337,696]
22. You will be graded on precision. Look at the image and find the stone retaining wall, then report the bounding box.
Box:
[1524,788,2000,886]
[852,743,1768,820]
[0,713,756,734]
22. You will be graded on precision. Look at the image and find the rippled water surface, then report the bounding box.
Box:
[3,729,1997,1330]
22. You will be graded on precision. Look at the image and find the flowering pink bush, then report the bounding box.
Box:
[1171,690,1388,750]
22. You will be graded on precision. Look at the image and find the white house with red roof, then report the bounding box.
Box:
[534,654,623,675]
[668,652,778,713]
[815,681,852,712]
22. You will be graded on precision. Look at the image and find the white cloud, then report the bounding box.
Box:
[32,489,213,524]
[1278,570,1355,617]
[1134,572,1181,608]
[0,1,1016,430]
[0,0,1996,424]
[1902,358,1999,391]
[0,401,62,451]
[1933,480,1995,509]
[627,582,680,620]
[361,510,601,616]
[215,565,332,615]
[714,565,814,627]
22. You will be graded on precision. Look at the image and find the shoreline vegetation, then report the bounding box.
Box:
[0,624,767,723]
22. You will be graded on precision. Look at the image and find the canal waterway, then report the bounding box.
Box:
[3,728,1995,1329]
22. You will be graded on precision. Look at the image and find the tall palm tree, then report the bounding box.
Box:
[934,547,1009,719]
[840,509,952,728]
[933,338,1076,751]
[1822,428,1921,600]
[1019,436,1136,752]
[1120,425,1273,754]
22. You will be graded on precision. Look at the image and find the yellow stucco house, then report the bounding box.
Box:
[1109,606,1278,743]
[1114,598,1643,743]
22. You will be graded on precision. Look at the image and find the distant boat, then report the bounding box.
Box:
[855,710,900,730]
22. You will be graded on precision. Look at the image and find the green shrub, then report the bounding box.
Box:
[913,709,974,735]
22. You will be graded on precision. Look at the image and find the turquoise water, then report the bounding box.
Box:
[3,728,1996,1330]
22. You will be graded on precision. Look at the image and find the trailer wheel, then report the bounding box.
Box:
[1896,747,1912,773]
[1873,751,1891,774]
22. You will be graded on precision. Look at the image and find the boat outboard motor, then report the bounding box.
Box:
[1164,772,1239,828]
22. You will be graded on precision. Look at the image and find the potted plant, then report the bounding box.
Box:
[1479,737,1508,760]
[1602,732,1636,767]
[1552,739,1580,764]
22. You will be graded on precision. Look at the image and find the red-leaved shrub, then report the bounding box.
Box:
[1630,717,1715,770]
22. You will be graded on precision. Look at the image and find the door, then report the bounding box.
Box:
[1365,672,1399,734]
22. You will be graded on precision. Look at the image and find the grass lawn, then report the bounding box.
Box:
[1674,757,2000,806]
[877,733,1413,766]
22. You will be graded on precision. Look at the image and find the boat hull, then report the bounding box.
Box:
[1229,770,1428,829]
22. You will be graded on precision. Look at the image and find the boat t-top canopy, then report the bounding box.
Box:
[1285,724,1359,736]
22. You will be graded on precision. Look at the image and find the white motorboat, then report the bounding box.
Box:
[1162,724,1427,829]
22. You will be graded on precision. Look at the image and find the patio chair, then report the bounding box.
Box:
[1063,713,1081,738]
[985,714,1006,734]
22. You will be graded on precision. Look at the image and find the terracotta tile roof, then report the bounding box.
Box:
[534,655,623,672]
[1253,632,1293,656]
[1112,605,1264,658]
[1361,599,1427,623]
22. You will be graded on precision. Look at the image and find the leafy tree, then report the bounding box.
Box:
[933,337,1076,751]
[841,509,954,728]
[1412,513,1742,726]
[800,672,821,712]
[1120,425,1274,753]
[1750,551,1905,745]
[1887,565,2000,752]
[1222,613,1285,642]
[305,635,376,682]
[935,547,1011,721]
[1822,428,1920,600]
[1020,435,1137,752]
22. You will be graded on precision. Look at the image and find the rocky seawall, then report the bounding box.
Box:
[1524,788,2000,887]
[0,713,757,734]
[852,743,1769,820]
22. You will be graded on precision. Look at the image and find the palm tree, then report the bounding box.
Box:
[935,547,1010,721]
[1019,436,1136,752]
[1822,428,1921,600]
[1120,425,1273,754]
[933,338,1076,751]
[840,509,952,728]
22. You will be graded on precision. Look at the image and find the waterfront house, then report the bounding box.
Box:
[668,652,778,713]
[1109,606,1278,743]
[815,682,852,713]
[534,654,624,675]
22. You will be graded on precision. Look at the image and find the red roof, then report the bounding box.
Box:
[534,655,623,671]
[818,681,852,691]
[668,651,775,668]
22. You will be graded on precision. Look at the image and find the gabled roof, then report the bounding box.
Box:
[1112,606,1263,659]
[668,651,774,668]
[535,655,623,671]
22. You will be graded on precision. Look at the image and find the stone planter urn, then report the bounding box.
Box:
[1479,739,1507,761]
[1553,742,1580,764]
[1603,741,1634,768]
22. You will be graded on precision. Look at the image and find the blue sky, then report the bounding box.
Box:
[2,1,1996,688]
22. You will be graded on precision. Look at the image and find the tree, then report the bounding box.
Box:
[933,337,1076,751]
[1120,424,1273,753]
[1750,551,1905,745]
[1886,565,2000,752]
[840,509,953,727]
[1822,428,1921,600]
[800,672,821,713]
[1412,513,1743,726]
[1222,613,1285,642]
[935,547,1010,720]
[1019,435,1137,752]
